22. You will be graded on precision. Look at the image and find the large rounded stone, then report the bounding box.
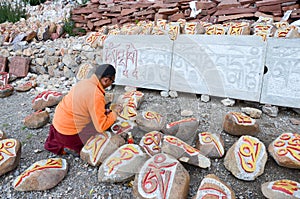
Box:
[32,90,63,111]
[136,111,166,132]
[24,110,50,129]
[0,85,14,98]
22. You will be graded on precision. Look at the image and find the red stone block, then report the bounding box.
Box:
[8,56,30,77]
[0,56,7,72]
[169,12,185,21]
[121,8,137,16]
[258,4,281,12]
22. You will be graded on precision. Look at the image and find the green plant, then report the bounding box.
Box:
[0,1,27,23]
[23,0,46,6]
[63,18,76,36]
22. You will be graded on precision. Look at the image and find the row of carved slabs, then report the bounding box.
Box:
[103,35,300,109]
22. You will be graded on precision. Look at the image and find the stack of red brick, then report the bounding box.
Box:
[71,0,300,33]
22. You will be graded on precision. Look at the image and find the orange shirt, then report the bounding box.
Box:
[53,74,117,135]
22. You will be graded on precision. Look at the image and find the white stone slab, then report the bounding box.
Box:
[260,38,300,108]
[170,35,266,101]
[103,35,173,90]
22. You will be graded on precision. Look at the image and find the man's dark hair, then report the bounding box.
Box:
[95,64,116,79]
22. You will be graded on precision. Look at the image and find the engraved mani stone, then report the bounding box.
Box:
[13,158,68,191]
[224,135,267,181]
[139,131,163,156]
[268,133,300,169]
[133,153,190,199]
[223,112,260,136]
[15,81,36,92]
[0,138,21,176]
[194,174,236,199]
[117,91,145,120]
[196,132,225,158]
[32,90,63,111]
[8,56,30,77]
[162,135,211,169]
[261,179,300,199]
[98,144,149,183]
[136,111,166,132]
[24,110,50,129]
[76,63,94,80]
[80,131,125,166]
[111,117,136,136]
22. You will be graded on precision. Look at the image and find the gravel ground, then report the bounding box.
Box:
[0,85,300,199]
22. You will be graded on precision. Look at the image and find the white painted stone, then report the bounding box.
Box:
[103,35,173,91]
[260,38,300,108]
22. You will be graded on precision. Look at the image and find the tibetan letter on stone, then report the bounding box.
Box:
[32,90,63,111]
[80,131,125,166]
[162,135,211,168]
[24,110,50,129]
[261,179,300,199]
[136,111,166,132]
[0,139,21,176]
[194,174,236,199]
[196,132,225,158]
[133,153,190,199]
[139,131,163,156]
[224,135,267,181]
[268,133,300,169]
[13,158,68,191]
[98,144,149,183]
[223,112,260,136]
[162,117,199,145]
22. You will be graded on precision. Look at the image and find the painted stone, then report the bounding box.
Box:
[224,135,267,181]
[15,81,36,92]
[133,153,190,199]
[162,135,211,168]
[85,32,107,48]
[162,117,199,145]
[139,131,163,156]
[98,144,149,183]
[223,112,260,136]
[8,56,30,77]
[0,129,7,140]
[196,132,225,158]
[32,90,63,111]
[76,63,94,80]
[24,110,50,129]
[80,131,125,166]
[13,158,68,191]
[194,174,236,199]
[117,91,144,121]
[136,111,166,132]
[0,138,21,176]
[268,133,300,169]
[261,179,300,199]
[111,117,136,137]
[226,22,250,35]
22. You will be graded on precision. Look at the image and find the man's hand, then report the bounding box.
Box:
[110,103,123,115]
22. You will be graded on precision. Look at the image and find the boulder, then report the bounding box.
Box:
[268,132,300,169]
[80,131,125,166]
[32,90,63,111]
[0,84,14,98]
[136,111,166,132]
[224,135,267,181]
[139,131,163,156]
[223,112,260,136]
[261,179,300,199]
[196,132,225,158]
[13,158,68,191]
[0,138,21,176]
[133,153,190,199]
[24,110,50,129]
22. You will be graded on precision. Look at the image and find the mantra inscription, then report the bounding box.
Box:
[273,133,300,162]
[33,91,62,103]
[144,111,162,123]
[199,132,224,157]
[0,139,16,162]
[270,179,300,196]
[231,112,254,125]
[165,136,199,156]
[141,131,162,155]
[166,117,197,128]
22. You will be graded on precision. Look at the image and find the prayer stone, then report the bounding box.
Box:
[139,131,163,156]
[13,158,68,191]
[136,111,166,132]
[111,117,137,137]
[162,117,199,145]
[0,138,21,176]
[117,91,144,121]
[32,90,63,111]
[8,56,30,77]
[224,135,267,181]
[0,84,14,98]
[261,179,300,199]
[24,110,50,129]
[98,144,149,183]
[223,112,260,136]
[15,81,36,92]
[193,174,236,199]
[76,63,94,80]
[133,153,190,199]
[162,135,211,168]
[268,133,300,169]
[196,132,225,158]
[80,131,125,166]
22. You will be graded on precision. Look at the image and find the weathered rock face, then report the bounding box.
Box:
[162,135,211,169]
[24,110,50,129]
[223,112,260,136]
[224,135,267,181]
[13,158,68,191]
[98,144,149,183]
[136,111,166,132]
[193,174,236,199]
[196,132,225,158]
[32,90,63,111]
[162,117,199,145]
[261,179,300,199]
[133,153,190,199]
[0,138,21,176]
[139,131,163,156]
[80,131,125,166]
[268,132,300,169]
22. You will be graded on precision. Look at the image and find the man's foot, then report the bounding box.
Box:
[62,147,79,157]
